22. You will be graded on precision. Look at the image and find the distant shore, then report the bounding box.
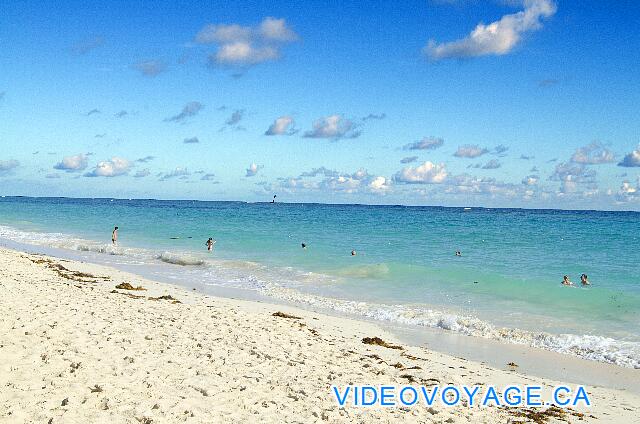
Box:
[1,246,638,423]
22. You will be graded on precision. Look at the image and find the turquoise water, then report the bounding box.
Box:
[1,196,639,367]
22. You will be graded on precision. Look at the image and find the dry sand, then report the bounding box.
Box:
[1,247,638,423]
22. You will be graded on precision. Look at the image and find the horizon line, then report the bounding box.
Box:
[2,194,639,214]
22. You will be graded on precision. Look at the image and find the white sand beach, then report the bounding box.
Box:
[1,246,638,423]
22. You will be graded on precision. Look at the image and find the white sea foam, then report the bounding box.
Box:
[1,223,639,368]
[262,285,640,369]
[157,251,206,266]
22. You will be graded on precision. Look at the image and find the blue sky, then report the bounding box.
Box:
[1,0,639,209]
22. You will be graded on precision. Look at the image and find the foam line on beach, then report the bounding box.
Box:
[1,223,639,369]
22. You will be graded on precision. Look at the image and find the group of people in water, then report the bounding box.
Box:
[562,274,590,286]
[112,226,592,285]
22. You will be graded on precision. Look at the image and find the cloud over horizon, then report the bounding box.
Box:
[159,167,190,181]
[549,162,597,194]
[395,161,448,184]
[84,157,132,177]
[54,154,89,172]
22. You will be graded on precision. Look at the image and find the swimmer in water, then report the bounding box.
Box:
[455,250,461,256]
[351,250,356,256]
[301,243,307,249]
[205,237,216,251]
[561,275,573,286]
[580,273,590,285]
[112,226,118,245]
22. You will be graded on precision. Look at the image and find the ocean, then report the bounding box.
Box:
[1,196,638,368]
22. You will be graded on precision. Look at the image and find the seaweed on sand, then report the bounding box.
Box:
[110,290,145,299]
[272,311,301,319]
[148,294,179,302]
[115,282,146,291]
[362,337,404,350]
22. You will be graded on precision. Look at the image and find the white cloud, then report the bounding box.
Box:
[216,42,279,65]
[549,162,596,194]
[197,17,298,67]
[616,177,640,202]
[368,176,391,193]
[522,175,539,186]
[299,167,339,178]
[620,180,637,195]
[267,167,391,196]
[395,161,448,184]
[445,174,520,197]
[571,142,615,165]
[403,136,444,150]
[454,144,489,158]
[618,145,640,167]
[196,24,252,44]
[54,154,88,172]
[318,169,383,194]
[85,157,132,177]
[0,159,19,174]
[425,0,557,61]
[259,17,298,42]
[265,116,296,135]
[303,115,360,140]
[246,163,263,177]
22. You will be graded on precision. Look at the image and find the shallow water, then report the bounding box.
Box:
[1,196,638,367]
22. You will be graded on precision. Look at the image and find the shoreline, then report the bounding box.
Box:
[3,237,640,395]
[1,246,639,422]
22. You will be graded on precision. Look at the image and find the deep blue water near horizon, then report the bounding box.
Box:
[1,196,639,367]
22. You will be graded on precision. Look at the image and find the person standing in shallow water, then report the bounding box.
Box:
[112,226,118,245]
[206,237,216,251]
